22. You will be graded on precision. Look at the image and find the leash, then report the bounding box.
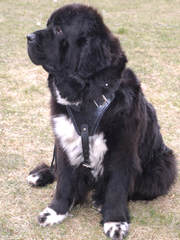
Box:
[50,144,56,170]
[50,93,114,170]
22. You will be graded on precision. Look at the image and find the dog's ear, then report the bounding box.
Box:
[78,37,112,77]
[78,36,127,78]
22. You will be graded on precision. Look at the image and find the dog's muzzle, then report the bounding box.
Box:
[27,33,36,43]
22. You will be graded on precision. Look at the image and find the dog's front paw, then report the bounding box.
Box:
[104,222,129,240]
[38,207,68,227]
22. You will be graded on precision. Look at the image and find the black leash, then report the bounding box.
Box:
[50,144,56,169]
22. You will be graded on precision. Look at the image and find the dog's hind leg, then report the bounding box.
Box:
[131,146,177,201]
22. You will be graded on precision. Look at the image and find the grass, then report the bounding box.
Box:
[0,0,180,239]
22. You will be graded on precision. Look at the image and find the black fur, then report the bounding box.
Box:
[27,3,177,239]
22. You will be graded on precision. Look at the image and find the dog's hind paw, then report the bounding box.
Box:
[104,222,129,240]
[27,163,55,187]
[38,207,68,227]
[27,172,41,186]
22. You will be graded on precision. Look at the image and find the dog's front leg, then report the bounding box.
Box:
[38,146,75,227]
[102,165,130,240]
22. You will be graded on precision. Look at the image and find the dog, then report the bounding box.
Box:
[27,4,177,239]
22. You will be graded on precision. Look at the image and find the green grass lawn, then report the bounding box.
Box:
[0,0,180,239]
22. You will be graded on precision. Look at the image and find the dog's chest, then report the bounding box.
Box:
[53,114,107,179]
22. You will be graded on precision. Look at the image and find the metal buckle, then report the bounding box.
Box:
[93,100,99,107]
[102,95,108,102]
[93,95,108,108]
[82,163,92,168]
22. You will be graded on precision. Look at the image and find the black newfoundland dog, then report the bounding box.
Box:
[27,4,177,239]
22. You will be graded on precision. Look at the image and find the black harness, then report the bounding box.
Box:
[51,94,115,169]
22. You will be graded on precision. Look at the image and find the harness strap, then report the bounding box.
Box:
[81,124,91,168]
[50,94,115,169]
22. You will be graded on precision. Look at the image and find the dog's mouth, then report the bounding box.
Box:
[27,44,45,66]
[27,43,55,73]
[43,64,55,73]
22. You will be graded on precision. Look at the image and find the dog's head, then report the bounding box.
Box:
[27,4,127,105]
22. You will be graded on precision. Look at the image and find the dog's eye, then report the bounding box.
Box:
[55,26,62,34]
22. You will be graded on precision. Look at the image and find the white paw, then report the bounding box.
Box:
[27,173,40,186]
[104,222,129,240]
[38,207,68,227]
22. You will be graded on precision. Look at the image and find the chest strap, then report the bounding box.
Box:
[66,94,114,168]
[80,124,90,168]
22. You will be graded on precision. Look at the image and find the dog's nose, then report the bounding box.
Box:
[27,33,36,42]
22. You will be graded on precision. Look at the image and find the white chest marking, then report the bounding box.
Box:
[54,84,80,106]
[53,114,107,179]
